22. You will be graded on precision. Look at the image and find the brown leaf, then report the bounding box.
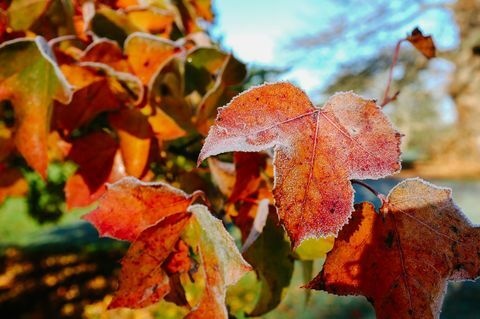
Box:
[306,178,480,319]
[406,27,436,59]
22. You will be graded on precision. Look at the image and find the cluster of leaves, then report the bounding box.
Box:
[0,0,246,218]
[1,1,478,318]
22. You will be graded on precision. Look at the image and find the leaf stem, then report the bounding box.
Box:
[381,38,405,107]
[351,179,380,198]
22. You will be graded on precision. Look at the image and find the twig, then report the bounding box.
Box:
[351,179,380,198]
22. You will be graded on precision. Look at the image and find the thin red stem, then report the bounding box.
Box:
[381,38,405,107]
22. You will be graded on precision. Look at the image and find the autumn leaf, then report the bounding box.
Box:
[65,132,122,209]
[229,152,267,203]
[80,38,131,72]
[406,27,436,59]
[53,64,121,135]
[84,178,250,317]
[124,32,178,85]
[208,158,235,197]
[305,178,480,319]
[147,106,186,141]
[185,204,252,319]
[6,0,51,31]
[109,212,192,309]
[198,82,401,247]
[109,108,153,178]
[149,54,193,130]
[83,176,198,241]
[0,37,72,177]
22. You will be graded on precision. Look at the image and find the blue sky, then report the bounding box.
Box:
[211,0,458,98]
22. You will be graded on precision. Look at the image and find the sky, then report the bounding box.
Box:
[211,0,458,99]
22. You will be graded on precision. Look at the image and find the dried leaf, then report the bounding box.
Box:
[199,82,401,247]
[306,178,480,319]
[406,27,436,59]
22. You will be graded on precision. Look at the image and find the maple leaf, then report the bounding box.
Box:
[83,176,199,241]
[84,178,250,317]
[305,178,480,319]
[109,212,192,309]
[184,205,252,319]
[406,27,436,59]
[198,82,401,247]
[124,32,178,85]
[0,37,72,178]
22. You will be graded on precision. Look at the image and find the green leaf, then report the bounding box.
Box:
[0,37,72,177]
[185,204,252,319]
[7,0,51,30]
[243,208,294,316]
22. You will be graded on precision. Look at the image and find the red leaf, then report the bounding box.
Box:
[109,212,192,309]
[306,178,480,319]
[229,152,266,203]
[83,177,196,241]
[198,82,401,247]
[65,132,119,209]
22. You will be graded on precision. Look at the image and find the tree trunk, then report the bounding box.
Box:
[445,0,480,165]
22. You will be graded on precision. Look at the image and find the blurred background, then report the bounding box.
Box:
[1,0,480,318]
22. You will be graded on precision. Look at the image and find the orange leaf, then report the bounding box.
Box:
[109,109,153,178]
[80,39,131,72]
[147,106,186,141]
[124,33,177,85]
[83,177,197,241]
[198,82,401,247]
[109,212,192,309]
[306,179,480,319]
[185,205,251,319]
[0,37,72,177]
[0,167,28,204]
[406,27,436,59]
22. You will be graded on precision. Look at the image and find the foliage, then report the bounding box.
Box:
[0,1,479,319]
